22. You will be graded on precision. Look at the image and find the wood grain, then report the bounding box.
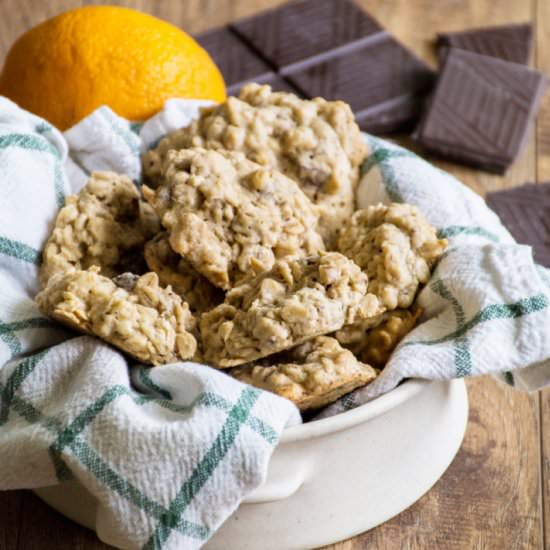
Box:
[14,490,103,550]
[536,0,550,182]
[0,1,547,549]
[0,491,22,550]
[323,376,542,550]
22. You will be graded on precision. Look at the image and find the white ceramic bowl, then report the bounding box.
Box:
[35,377,468,549]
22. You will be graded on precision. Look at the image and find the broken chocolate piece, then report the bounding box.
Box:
[488,182,550,204]
[438,23,532,65]
[487,183,550,267]
[414,48,547,173]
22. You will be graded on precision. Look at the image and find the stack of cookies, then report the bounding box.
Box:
[36,84,447,413]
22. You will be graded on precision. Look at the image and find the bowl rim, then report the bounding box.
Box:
[280,378,429,443]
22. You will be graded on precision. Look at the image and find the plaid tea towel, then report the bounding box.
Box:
[0,97,301,549]
[2,94,550,548]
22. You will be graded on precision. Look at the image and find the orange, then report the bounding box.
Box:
[0,6,226,130]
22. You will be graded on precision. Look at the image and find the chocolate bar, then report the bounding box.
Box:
[196,0,436,134]
[438,23,532,65]
[489,183,550,204]
[487,183,550,267]
[195,27,300,96]
[414,48,547,173]
[231,0,384,71]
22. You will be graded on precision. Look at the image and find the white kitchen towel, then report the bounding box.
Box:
[2,94,550,549]
[0,96,301,550]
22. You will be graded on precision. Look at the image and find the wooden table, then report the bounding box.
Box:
[0,0,549,548]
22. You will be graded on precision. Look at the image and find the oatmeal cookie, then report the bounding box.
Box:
[338,203,447,310]
[335,307,423,368]
[142,83,366,244]
[36,267,197,365]
[40,171,159,286]
[143,147,324,290]
[144,233,223,313]
[230,336,377,411]
[200,252,383,368]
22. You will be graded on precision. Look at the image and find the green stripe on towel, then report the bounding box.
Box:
[437,225,500,243]
[144,387,260,549]
[0,350,49,424]
[0,133,60,158]
[405,294,549,347]
[0,236,41,264]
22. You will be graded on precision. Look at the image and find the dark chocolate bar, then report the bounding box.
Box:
[413,48,547,173]
[487,183,550,267]
[438,23,532,65]
[196,0,436,134]
[195,27,300,96]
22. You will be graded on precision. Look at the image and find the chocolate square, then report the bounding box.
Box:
[196,27,302,97]
[487,183,550,266]
[438,23,532,65]
[287,35,436,134]
[231,0,384,71]
[195,27,272,88]
[414,48,547,173]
